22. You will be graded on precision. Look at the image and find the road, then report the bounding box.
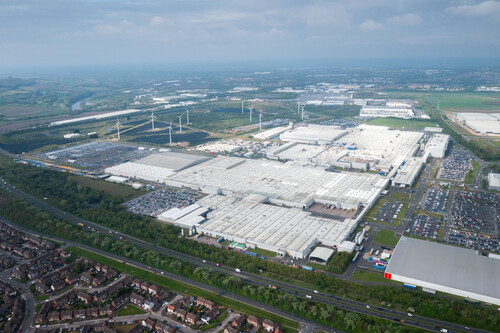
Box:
[0,176,487,333]
[0,265,37,333]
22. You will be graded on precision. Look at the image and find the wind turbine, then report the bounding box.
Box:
[116,118,122,140]
[178,113,184,133]
[185,108,190,125]
[167,121,173,145]
[241,100,244,114]
[150,111,157,130]
[248,105,254,122]
[259,112,264,130]
[301,104,305,120]
[437,100,440,112]
[297,101,301,114]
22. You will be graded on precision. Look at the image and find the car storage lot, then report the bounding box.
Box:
[407,214,441,239]
[449,190,499,235]
[375,202,403,224]
[446,229,500,253]
[421,187,449,213]
[437,146,475,182]
[125,189,202,217]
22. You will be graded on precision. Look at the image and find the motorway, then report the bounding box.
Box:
[0,176,488,333]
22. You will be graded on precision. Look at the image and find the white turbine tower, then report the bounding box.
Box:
[167,121,173,145]
[301,104,305,120]
[150,111,157,130]
[297,101,301,114]
[248,105,254,122]
[185,109,190,125]
[259,112,264,130]
[178,113,184,133]
[116,118,122,140]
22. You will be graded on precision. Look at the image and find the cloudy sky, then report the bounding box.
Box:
[1,0,499,68]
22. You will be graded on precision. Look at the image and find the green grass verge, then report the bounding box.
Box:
[253,248,277,258]
[366,118,438,130]
[35,294,49,301]
[67,247,298,329]
[118,304,147,316]
[389,192,413,203]
[69,175,146,200]
[373,230,400,247]
[352,270,398,284]
[465,161,481,184]
[200,309,228,331]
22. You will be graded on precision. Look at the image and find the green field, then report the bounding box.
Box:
[425,93,500,111]
[69,175,146,200]
[117,304,147,316]
[389,192,412,202]
[373,230,400,247]
[253,248,277,258]
[465,161,481,184]
[352,270,399,284]
[366,118,438,130]
[68,247,298,330]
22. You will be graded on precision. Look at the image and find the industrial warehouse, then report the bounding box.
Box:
[385,237,500,306]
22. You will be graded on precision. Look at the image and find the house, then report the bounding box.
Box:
[66,274,79,285]
[148,284,160,295]
[180,295,194,307]
[201,308,219,324]
[144,318,157,330]
[195,297,215,310]
[130,293,145,306]
[140,281,150,292]
[99,306,113,316]
[143,300,155,311]
[61,310,73,321]
[274,326,283,333]
[48,312,60,322]
[224,327,239,333]
[186,312,201,325]
[80,272,93,285]
[51,280,66,292]
[112,294,129,309]
[77,291,93,304]
[88,307,100,317]
[74,309,87,319]
[34,314,46,324]
[263,319,277,332]
[167,304,178,314]
[232,315,245,328]
[176,308,187,320]
[132,278,141,288]
[92,274,106,286]
[247,315,261,328]
[10,269,27,280]
[35,281,50,294]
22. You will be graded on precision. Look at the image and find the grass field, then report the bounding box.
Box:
[253,248,277,258]
[389,192,412,202]
[69,175,145,200]
[352,270,397,284]
[68,247,298,330]
[425,93,500,111]
[117,304,146,316]
[373,230,400,247]
[366,118,438,130]
[35,294,49,301]
[465,161,481,184]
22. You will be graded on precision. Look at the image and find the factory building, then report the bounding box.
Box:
[359,102,414,119]
[191,195,358,259]
[456,113,500,135]
[425,134,450,158]
[105,152,211,183]
[385,237,500,306]
[279,125,347,145]
[391,160,423,188]
[488,173,500,191]
[165,156,388,210]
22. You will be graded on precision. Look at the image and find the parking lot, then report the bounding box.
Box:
[449,191,499,235]
[437,146,475,181]
[446,229,500,253]
[406,214,441,239]
[124,189,202,217]
[375,202,403,223]
[421,187,449,213]
[34,141,151,170]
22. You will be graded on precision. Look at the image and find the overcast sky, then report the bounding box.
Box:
[1,0,499,69]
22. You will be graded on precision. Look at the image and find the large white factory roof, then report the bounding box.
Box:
[165,156,388,209]
[51,109,142,126]
[488,173,500,190]
[280,125,347,145]
[391,160,423,187]
[359,103,414,119]
[385,237,500,306]
[254,126,290,140]
[196,195,356,258]
[105,152,211,182]
[312,125,423,171]
[456,113,500,135]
